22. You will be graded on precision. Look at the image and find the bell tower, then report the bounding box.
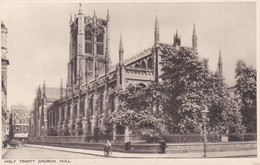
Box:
[68,4,110,88]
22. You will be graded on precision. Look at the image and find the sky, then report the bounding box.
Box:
[0,1,256,109]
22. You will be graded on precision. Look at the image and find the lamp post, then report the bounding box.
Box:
[201,105,209,158]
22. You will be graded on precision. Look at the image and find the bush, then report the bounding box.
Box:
[48,127,57,136]
[228,133,257,141]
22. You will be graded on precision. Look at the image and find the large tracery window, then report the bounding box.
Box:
[85,28,92,53]
[97,32,103,42]
[85,29,92,41]
[96,27,104,55]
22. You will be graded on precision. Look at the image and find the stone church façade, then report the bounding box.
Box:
[30,4,207,143]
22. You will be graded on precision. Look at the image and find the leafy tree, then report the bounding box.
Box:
[207,73,245,138]
[112,44,246,141]
[9,114,14,139]
[235,60,256,133]
[158,44,245,135]
[112,84,167,142]
[159,45,211,133]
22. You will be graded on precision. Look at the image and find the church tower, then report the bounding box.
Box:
[67,4,110,88]
[192,24,197,51]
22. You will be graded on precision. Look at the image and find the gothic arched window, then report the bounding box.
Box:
[85,27,93,53]
[140,61,146,69]
[85,29,92,41]
[100,94,103,116]
[74,102,77,119]
[97,27,104,55]
[90,95,94,116]
[148,58,153,69]
[97,32,104,42]
[109,94,115,113]
[97,43,104,55]
[85,42,92,53]
[67,104,71,120]
[81,99,85,117]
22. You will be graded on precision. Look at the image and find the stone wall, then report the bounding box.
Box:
[28,139,256,154]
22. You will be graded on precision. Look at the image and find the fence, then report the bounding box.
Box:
[162,134,220,143]
[162,133,256,143]
[228,133,257,141]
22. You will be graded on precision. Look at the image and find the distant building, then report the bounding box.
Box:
[11,104,31,141]
[1,21,10,141]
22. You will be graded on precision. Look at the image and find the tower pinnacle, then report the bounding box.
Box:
[43,80,46,96]
[70,13,72,24]
[79,3,82,13]
[107,8,110,21]
[154,16,159,45]
[94,10,96,17]
[218,50,223,76]
[192,23,197,51]
[60,79,63,98]
[119,35,124,64]
[174,29,181,46]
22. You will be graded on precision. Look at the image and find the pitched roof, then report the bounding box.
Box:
[41,87,62,102]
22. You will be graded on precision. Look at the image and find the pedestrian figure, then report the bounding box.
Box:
[160,139,166,154]
[4,140,8,148]
[103,140,112,157]
[125,142,131,153]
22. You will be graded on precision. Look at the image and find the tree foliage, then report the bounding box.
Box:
[158,45,245,135]
[9,114,14,139]
[159,46,211,133]
[112,44,246,140]
[235,60,256,133]
[112,85,167,141]
[207,73,245,136]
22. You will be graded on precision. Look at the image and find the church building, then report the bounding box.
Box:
[30,4,208,143]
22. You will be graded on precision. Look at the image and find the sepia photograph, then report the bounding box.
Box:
[1,0,257,164]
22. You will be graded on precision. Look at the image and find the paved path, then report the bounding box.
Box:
[21,144,256,159]
[2,145,99,159]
